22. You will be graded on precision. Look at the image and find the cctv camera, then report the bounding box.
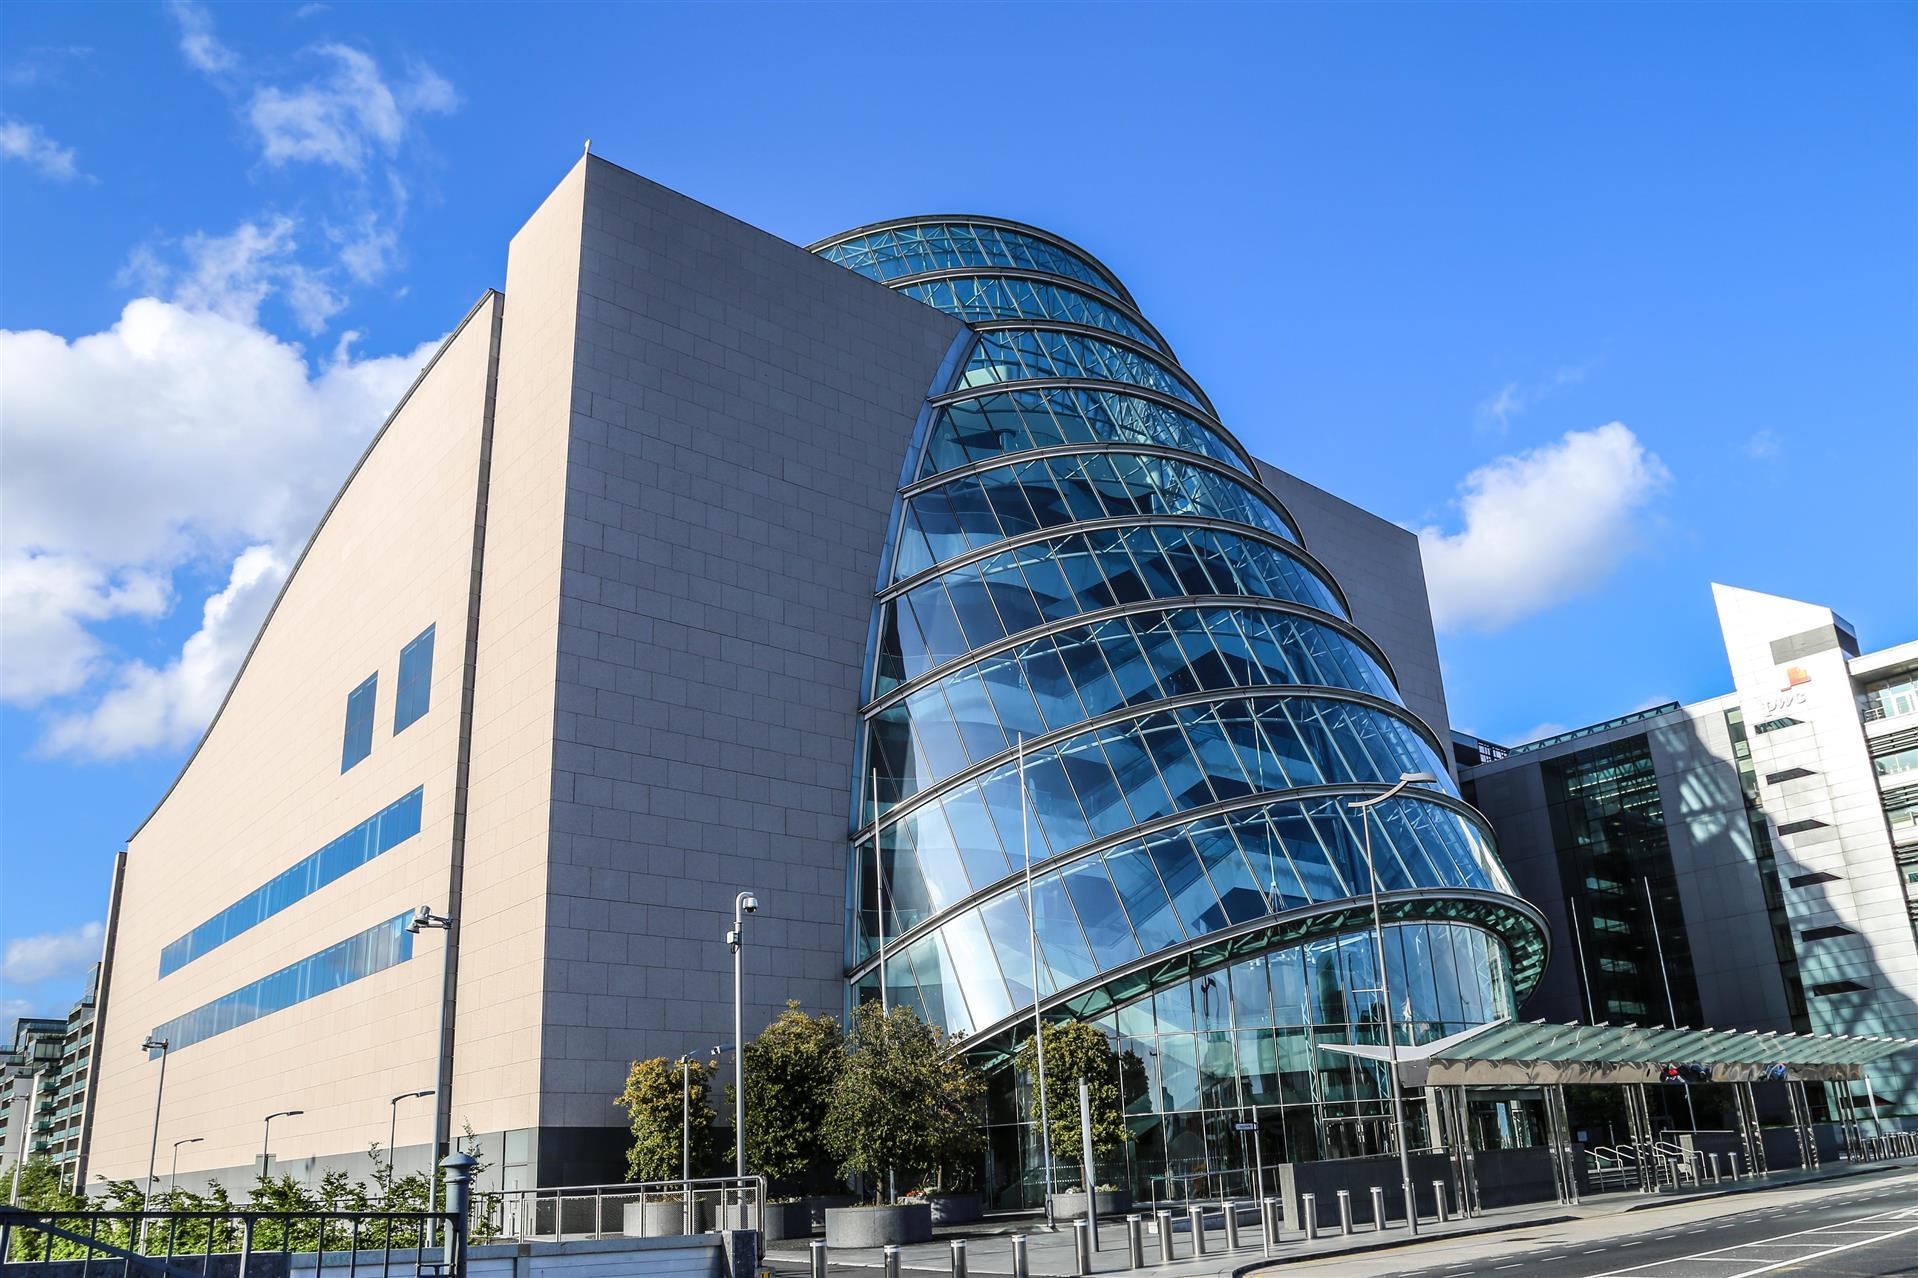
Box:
[742,895,758,914]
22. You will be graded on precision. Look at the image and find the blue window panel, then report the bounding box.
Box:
[394,625,435,734]
[1143,831,1221,938]
[903,688,969,780]
[977,887,1039,1009]
[980,655,1047,743]
[1103,842,1185,955]
[341,674,376,772]
[941,667,1006,764]
[1061,859,1142,970]
[1100,722,1177,824]
[1022,637,1092,731]
[1270,805,1346,902]
[1232,813,1309,911]
[943,907,1013,1028]
[1179,707,1255,801]
[1134,614,1201,698]
[1139,715,1211,810]
[1230,957,1275,1030]
[159,789,424,978]
[940,788,1011,890]
[903,583,967,671]
[981,556,1045,637]
[905,933,973,1036]
[150,913,415,1054]
[1058,736,1134,839]
[1256,702,1324,786]
[1015,549,1079,622]
[1031,871,1098,993]
[942,565,1009,649]
[1304,802,1373,897]
[1188,819,1266,927]
[1059,626,1129,713]
[1212,702,1288,795]
[981,762,1047,865]
[1084,621,1154,711]
[1024,750,1092,855]
[906,803,972,908]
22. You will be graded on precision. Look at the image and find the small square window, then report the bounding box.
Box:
[342,674,377,772]
[394,624,436,734]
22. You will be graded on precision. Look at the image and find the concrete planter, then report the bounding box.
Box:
[760,1201,814,1241]
[823,1203,932,1248]
[622,1198,708,1237]
[919,1193,983,1225]
[806,1194,855,1228]
[1050,1189,1132,1219]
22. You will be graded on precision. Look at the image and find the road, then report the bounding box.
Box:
[1277,1168,1918,1277]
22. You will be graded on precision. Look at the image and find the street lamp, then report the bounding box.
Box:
[1348,771,1436,1237]
[139,1038,169,1220]
[167,1137,205,1200]
[1017,733,1056,1229]
[407,905,454,1227]
[388,1090,433,1183]
[727,893,756,1229]
[261,1110,304,1180]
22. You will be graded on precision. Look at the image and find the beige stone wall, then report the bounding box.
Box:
[88,293,500,1184]
[449,158,590,1149]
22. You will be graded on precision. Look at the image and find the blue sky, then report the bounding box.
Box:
[2,1,1912,1019]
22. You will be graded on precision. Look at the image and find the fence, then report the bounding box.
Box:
[476,1177,766,1243]
[0,1156,476,1278]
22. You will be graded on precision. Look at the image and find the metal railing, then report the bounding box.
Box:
[475,1175,765,1242]
[0,1208,461,1278]
[1,1153,476,1278]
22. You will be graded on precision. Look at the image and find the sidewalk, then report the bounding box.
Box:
[759,1155,1918,1278]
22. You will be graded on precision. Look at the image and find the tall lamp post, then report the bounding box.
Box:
[387,1090,433,1184]
[1017,733,1056,1229]
[167,1137,205,1200]
[139,1037,170,1224]
[1349,771,1436,1237]
[261,1110,304,1180]
[727,892,757,1228]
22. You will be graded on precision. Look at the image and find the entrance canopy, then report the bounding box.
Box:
[1322,1018,1918,1087]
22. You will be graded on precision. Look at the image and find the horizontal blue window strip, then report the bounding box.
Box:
[157,788,424,978]
[150,913,415,1055]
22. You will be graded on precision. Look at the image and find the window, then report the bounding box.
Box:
[147,913,415,1055]
[158,788,424,977]
[341,674,376,771]
[394,625,436,733]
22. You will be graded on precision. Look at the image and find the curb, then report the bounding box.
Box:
[1229,1215,1579,1272]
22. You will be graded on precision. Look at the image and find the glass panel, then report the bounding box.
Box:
[1103,842,1185,954]
[1061,859,1142,969]
[1032,872,1098,993]
[978,888,1037,1009]
[944,909,1013,1028]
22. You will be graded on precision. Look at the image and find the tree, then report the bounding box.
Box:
[822,1002,984,1201]
[1012,1021,1129,1176]
[735,1000,845,1197]
[617,1055,721,1183]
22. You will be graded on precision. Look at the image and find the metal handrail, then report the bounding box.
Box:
[0,1207,460,1278]
[476,1175,766,1242]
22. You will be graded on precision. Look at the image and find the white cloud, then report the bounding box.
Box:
[167,0,238,75]
[41,546,288,759]
[125,216,344,334]
[0,299,439,749]
[247,44,456,175]
[1475,363,1593,434]
[1418,422,1672,632]
[0,119,80,181]
[0,554,167,704]
[3,921,103,984]
[1745,429,1782,461]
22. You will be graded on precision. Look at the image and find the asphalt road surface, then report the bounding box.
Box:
[1290,1170,1918,1277]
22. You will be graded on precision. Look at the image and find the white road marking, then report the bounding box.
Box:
[1582,1206,1918,1278]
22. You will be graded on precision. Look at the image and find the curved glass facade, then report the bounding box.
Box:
[814,216,1547,1204]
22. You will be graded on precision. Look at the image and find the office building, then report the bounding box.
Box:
[86,154,1543,1201]
[1460,584,1918,1120]
[0,968,100,1189]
